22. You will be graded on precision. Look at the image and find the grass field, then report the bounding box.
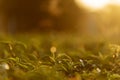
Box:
[0,34,120,80]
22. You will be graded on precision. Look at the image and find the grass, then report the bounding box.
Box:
[0,34,120,80]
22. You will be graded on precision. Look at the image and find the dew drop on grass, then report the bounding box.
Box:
[58,60,62,63]
[0,63,9,80]
[96,68,101,73]
[1,63,10,70]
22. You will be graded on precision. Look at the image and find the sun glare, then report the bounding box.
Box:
[75,0,110,10]
[110,0,120,5]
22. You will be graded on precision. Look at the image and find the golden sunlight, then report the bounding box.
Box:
[75,0,110,10]
[110,0,120,5]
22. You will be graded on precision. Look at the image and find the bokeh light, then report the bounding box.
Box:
[75,0,110,10]
[110,0,120,5]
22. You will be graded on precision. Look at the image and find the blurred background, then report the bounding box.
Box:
[0,0,120,39]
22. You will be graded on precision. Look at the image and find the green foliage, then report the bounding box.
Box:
[0,35,120,80]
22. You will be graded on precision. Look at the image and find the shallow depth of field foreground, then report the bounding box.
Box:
[0,0,120,80]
